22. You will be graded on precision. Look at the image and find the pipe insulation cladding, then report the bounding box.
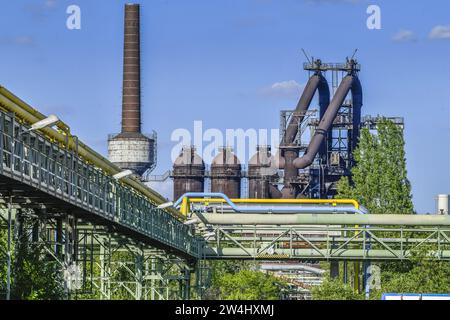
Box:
[198,214,450,226]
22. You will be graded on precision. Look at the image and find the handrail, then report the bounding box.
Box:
[0,85,183,219]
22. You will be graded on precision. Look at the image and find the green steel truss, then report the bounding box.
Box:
[201,224,450,261]
[0,208,209,300]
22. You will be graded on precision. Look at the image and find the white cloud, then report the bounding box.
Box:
[392,30,417,42]
[13,36,35,46]
[45,0,57,8]
[429,25,450,40]
[304,0,361,4]
[24,0,58,21]
[0,35,35,47]
[261,80,304,99]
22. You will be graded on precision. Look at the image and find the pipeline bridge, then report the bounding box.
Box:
[1,86,450,300]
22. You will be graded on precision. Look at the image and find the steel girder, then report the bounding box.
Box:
[0,110,202,259]
[200,225,450,261]
[0,208,207,300]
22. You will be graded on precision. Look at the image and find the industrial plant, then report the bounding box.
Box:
[106,5,406,207]
[99,4,412,299]
[170,59,403,202]
[0,1,449,304]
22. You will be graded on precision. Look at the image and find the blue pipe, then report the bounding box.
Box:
[173,192,367,215]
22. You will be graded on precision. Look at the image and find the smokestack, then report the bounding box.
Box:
[122,4,141,133]
[108,4,157,176]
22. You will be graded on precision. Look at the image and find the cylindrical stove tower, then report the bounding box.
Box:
[248,146,278,199]
[210,147,241,199]
[172,146,205,201]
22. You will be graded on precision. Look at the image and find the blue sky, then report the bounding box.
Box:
[1,0,450,212]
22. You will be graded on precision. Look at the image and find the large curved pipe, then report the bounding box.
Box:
[282,73,330,146]
[269,184,282,199]
[174,192,366,215]
[294,75,356,169]
[278,71,329,198]
[277,73,330,168]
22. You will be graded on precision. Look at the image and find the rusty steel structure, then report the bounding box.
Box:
[278,59,330,199]
[210,147,242,199]
[108,4,157,177]
[248,146,280,199]
[170,57,404,205]
[294,61,361,170]
[172,146,206,201]
[276,58,363,199]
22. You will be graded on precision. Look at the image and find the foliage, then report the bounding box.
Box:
[370,250,450,299]
[0,228,7,295]
[205,261,288,300]
[0,215,65,300]
[314,119,432,300]
[12,244,65,300]
[336,119,414,214]
[213,269,287,300]
[312,276,363,300]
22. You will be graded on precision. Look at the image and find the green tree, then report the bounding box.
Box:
[312,276,363,300]
[0,228,7,296]
[0,214,65,300]
[337,119,414,214]
[12,217,65,300]
[369,249,450,299]
[12,244,64,300]
[204,261,288,300]
[315,119,419,300]
[213,269,287,300]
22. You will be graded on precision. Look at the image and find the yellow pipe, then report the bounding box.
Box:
[0,86,184,220]
[180,197,189,216]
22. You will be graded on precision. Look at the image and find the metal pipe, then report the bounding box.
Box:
[199,213,450,226]
[294,75,355,169]
[280,71,329,198]
[0,87,183,219]
[269,184,282,199]
[187,197,360,207]
[260,264,326,274]
[282,73,329,146]
[202,247,450,259]
[203,205,363,214]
